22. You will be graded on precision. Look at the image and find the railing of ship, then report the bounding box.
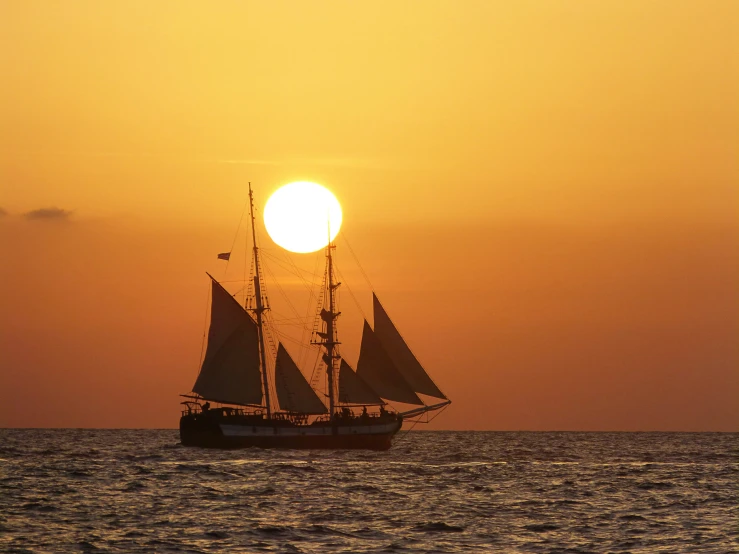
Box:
[180,404,263,418]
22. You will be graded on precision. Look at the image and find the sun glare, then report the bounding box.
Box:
[263,182,343,253]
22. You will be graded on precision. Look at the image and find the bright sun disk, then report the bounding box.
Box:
[263,182,343,253]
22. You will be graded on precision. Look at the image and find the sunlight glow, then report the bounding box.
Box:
[263,182,343,253]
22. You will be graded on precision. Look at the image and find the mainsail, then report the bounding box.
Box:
[274,343,328,414]
[372,294,447,400]
[338,359,384,405]
[356,320,424,405]
[193,277,264,405]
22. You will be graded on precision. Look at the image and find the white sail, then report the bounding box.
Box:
[338,359,384,405]
[275,343,328,414]
[372,294,447,400]
[356,320,424,405]
[192,278,264,405]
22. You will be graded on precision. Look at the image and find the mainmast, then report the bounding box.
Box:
[318,239,341,418]
[248,182,272,418]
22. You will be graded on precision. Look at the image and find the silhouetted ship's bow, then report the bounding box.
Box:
[179,184,449,450]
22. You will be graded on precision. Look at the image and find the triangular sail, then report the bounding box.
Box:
[275,343,328,414]
[338,359,384,405]
[356,320,424,405]
[193,277,264,405]
[373,294,447,400]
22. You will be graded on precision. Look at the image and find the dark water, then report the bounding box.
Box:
[0,430,736,553]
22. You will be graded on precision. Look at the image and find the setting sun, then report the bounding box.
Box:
[263,182,343,253]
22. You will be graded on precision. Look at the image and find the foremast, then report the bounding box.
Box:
[248,182,272,418]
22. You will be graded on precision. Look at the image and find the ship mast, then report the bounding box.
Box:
[248,182,272,418]
[318,233,341,418]
[327,242,338,416]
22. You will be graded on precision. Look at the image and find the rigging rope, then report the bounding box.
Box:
[261,259,312,333]
[223,198,250,280]
[260,250,320,292]
[340,230,375,291]
[299,251,324,369]
[393,415,422,445]
[393,403,450,445]
[334,264,366,320]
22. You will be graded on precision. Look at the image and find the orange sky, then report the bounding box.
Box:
[1,1,737,430]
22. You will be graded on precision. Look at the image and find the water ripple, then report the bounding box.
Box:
[0,430,736,553]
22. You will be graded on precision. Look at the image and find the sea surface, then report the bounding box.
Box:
[0,430,736,553]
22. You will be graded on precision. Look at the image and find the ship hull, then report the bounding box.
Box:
[179,413,403,451]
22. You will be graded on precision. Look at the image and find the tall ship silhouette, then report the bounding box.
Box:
[179,185,450,450]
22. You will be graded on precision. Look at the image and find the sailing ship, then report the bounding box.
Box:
[179,185,450,450]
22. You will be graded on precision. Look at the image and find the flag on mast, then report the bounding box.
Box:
[217,252,231,261]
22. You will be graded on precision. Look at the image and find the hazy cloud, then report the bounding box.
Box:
[215,158,279,166]
[24,207,73,221]
[0,207,7,217]
[213,156,394,169]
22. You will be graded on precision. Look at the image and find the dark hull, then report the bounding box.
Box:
[180,413,403,451]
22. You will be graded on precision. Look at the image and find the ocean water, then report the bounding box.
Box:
[0,430,736,553]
